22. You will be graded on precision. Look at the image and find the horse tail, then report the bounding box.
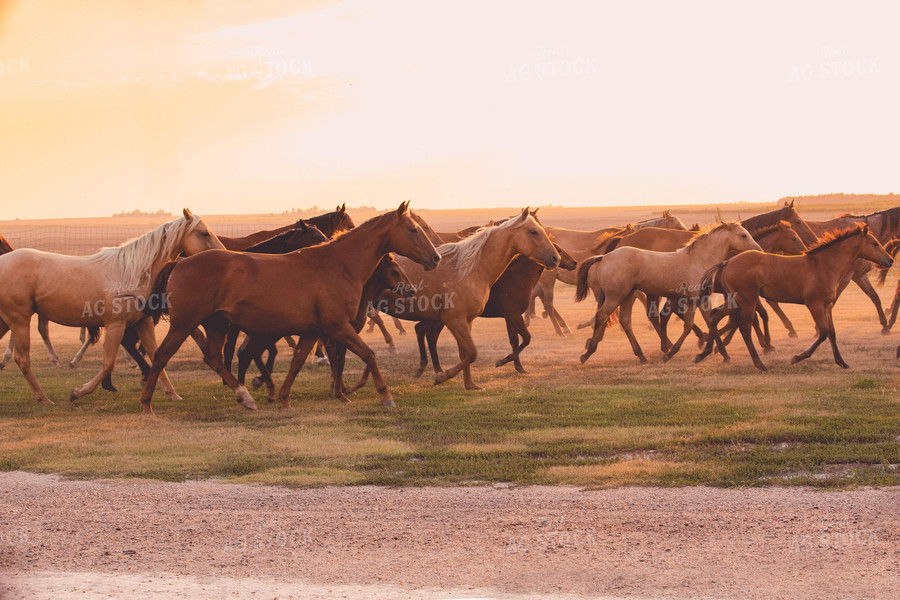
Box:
[87,326,101,345]
[144,260,178,320]
[700,261,727,309]
[575,256,604,302]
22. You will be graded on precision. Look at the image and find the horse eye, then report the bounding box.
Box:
[409,228,417,234]
[529,229,538,235]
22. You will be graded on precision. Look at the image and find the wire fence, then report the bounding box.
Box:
[3,223,286,255]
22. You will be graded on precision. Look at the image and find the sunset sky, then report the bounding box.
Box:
[0,0,897,219]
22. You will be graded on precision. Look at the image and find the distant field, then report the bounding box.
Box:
[0,241,898,488]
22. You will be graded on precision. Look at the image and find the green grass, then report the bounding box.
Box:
[1,286,899,489]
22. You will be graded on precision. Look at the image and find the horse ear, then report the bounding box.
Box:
[519,207,529,221]
[340,203,346,213]
[663,210,671,217]
[298,220,308,231]
[531,207,540,217]
[182,208,194,221]
[397,201,410,216]
[862,223,869,235]
[788,199,795,208]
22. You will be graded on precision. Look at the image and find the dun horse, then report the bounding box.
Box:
[0,209,223,403]
[138,202,440,413]
[575,223,761,364]
[380,209,560,389]
[696,225,892,371]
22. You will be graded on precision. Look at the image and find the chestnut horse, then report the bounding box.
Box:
[575,223,761,364]
[411,243,577,377]
[696,225,892,371]
[138,202,440,413]
[0,209,223,404]
[381,209,560,389]
[805,206,900,333]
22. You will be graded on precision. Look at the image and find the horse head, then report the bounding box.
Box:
[386,201,441,271]
[180,208,225,255]
[507,208,560,269]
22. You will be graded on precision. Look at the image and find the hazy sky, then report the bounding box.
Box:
[0,0,897,219]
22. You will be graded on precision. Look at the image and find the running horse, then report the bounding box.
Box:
[0,209,224,403]
[378,209,560,389]
[138,202,441,413]
[696,225,893,371]
[574,223,761,364]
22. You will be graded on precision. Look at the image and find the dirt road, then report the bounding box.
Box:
[1,472,898,599]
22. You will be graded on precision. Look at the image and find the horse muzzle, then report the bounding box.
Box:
[423,253,441,271]
[543,252,560,270]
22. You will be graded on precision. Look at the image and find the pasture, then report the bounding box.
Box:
[1,225,898,489]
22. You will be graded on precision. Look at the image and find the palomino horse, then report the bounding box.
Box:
[0,235,66,370]
[217,204,354,250]
[575,223,761,364]
[411,243,577,377]
[805,206,900,333]
[381,209,560,389]
[696,225,892,371]
[0,209,223,403]
[138,202,440,413]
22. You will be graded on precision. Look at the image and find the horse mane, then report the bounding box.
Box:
[804,225,866,255]
[437,216,527,278]
[751,220,792,239]
[90,216,200,293]
[741,205,791,234]
[681,222,730,252]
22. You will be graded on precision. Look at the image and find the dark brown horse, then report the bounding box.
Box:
[138,202,440,413]
[696,225,892,371]
[410,244,577,377]
[218,204,354,250]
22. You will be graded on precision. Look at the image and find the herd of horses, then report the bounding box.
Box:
[0,200,898,413]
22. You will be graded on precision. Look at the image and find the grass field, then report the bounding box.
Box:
[1,263,898,490]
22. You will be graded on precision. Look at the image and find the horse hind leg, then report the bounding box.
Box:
[71,323,127,402]
[7,320,53,403]
[0,332,12,370]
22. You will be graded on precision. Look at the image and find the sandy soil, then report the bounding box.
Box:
[0,473,898,599]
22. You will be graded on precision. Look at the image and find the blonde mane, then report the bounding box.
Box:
[437,215,528,278]
[90,216,200,293]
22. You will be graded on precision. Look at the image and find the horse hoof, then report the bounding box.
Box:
[465,385,485,391]
[250,377,263,390]
[790,355,802,365]
[101,383,118,393]
[881,328,891,336]
[316,357,330,367]
[434,372,447,385]
[839,362,850,369]
[68,362,77,369]
[388,346,399,355]
[514,366,528,375]
[37,397,55,405]
[788,332,798,338]
[381,397,395,407]
[694,354,705,363]
[763,346,775,355]
[414,367,425,378]
[757,365,769,373]
[69,389,79,402]
[579,354,589,364]
[662,354,671,363]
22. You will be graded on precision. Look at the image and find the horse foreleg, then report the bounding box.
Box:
[822,303,849,368]
[853,271,889,334]
[580,294,617,364]
[496,314,531,374]
[324,339,353,401]
[369,311,397,353]
[434,318,481,390]
[139,321,196,414]
[413,321,430,377]
[791,302,836,367]
[662,301,697,362]
[237,334,277,402]
[222,323,241,375]
[36,316,61,368]
[754,304,774,354]
[618,292,647,364]
[71,322,126,402]
[695,303,732,363]
[200,320,257,410]
[736,306,768,372]
[275,336,318,408]
[130,318,180,401]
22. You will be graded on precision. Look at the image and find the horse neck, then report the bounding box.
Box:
[688,232,736,263]
[787,216,821,246]
[809,235,866,276]
[461,226,522,288]
[870,209,900,242]
[326,217,395,284]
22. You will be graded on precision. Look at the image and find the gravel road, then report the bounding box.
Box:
[1,473,898,599]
